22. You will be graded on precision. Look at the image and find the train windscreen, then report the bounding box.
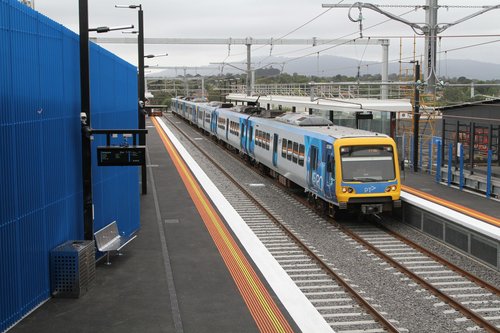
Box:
[340,145,395,182]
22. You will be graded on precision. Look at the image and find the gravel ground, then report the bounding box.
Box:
[164,114,497,332]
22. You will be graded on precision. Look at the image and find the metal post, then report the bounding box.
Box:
[419,136,423,171]
[246,43,251,96]
[250,69,255,96]
[424,0,438,94]
[201,77,205,99]
[79,0,93,241]
[447,143,453,186]
[137,5,147,195]
[183,68,188,96]
[413,61,420,172]
[459,143,464,190]
[441,116,446,167]
[455,120,460,168]
[428,140,432,174]
[469,121,475,173]
[436,141,442,183]
[381,39,389,99]
[402,134,406,164]
[486,149,492,198]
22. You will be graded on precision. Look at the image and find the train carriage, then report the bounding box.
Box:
[171,97,401,215]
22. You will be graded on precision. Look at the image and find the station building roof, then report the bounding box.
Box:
[226,94,412,114]
[439,98,500,125]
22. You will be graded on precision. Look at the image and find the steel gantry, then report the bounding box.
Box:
[322,1,500,94]
[91,37,391,98]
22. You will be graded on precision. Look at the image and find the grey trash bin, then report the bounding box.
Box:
[50,240,95,298]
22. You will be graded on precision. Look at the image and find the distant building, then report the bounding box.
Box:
[19,0,34,8]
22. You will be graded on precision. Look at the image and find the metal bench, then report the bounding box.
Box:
[94,221,137,265]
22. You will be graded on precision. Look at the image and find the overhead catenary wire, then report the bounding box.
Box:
[255,8,417,71]
[318,37,500,76]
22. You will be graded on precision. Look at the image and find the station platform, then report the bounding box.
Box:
[401,169,500,228]
[9,117,332,333]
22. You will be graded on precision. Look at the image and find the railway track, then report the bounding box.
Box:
[161,113,500,332]
[337,220,500,332]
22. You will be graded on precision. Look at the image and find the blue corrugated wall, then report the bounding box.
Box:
[0,1,140,331]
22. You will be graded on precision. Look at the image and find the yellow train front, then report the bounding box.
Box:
[332,136,401,214]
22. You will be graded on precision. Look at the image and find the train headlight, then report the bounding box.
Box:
[385,185,397,192]
[342,187,354,194]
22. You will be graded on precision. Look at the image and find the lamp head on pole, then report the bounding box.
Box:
[115,4,142,10]
[89,24,134,33]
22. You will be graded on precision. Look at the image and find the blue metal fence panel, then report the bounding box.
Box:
[0,1,139,331]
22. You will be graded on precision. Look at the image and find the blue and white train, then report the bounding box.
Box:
[171,97,401,215]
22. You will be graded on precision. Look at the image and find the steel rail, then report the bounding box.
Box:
[375,219,500,296]
[163,114,401,333]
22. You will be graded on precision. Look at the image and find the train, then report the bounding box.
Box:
[170,97,401,215]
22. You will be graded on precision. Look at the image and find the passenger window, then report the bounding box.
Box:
[298,144,305,166]
[282,139,287,158]
[292,142,298,163]
[287,140,292,160]
[266,133,270,150]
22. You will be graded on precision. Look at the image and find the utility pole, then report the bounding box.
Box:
[424,0,438,95]
[79,0,93,240]
[137,5,147,195]
[413,61,420,172]
[322,2,500,95]
[246,42,252,96]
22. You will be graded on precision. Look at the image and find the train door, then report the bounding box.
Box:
[211,111,218,134]
[272,134,279,167]
[240,121,247,152]
[248,122,254,156]
[324,143,335,200]
[307,145,322,194]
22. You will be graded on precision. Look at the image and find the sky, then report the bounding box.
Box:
[33,0,500,76]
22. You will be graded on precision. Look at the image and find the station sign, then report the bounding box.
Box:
[97,146,145,166]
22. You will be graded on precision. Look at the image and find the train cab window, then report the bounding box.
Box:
[265,133,270,150]
[282,139,287,158]
[292,142,298,163]
[340,145,395,181]
[287,140,292,160]
[298,144,305,166]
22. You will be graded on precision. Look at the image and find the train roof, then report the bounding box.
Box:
[247,111,388,139]
[172,98,389,140]
[275,113,332,126]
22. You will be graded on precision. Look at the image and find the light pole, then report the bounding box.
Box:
[79,0,135,239]
[79,0,92,240]
[116,4,147,195]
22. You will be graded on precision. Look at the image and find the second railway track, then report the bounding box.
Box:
[160,113,500,332]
